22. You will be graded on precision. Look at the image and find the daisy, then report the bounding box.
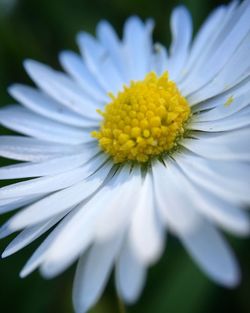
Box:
[0,1,250,312]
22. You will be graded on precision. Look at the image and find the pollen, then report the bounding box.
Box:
[92,72,191,163]
[224,95,234,107]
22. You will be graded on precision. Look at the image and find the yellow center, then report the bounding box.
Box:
[92,72,190,163]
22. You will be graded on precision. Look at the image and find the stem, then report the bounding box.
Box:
[117,295,127,313]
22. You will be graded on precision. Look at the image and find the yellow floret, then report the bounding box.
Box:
[92,72,190,163]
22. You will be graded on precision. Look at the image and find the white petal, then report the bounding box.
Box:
[0,136,82,162]
[179,2,234,93]
[115,237,146,304]
[193,188,250,236]
[2,214,64,257]
[59,51,107,102]
[194,84,250,120]
[7,162,112,230]
[78,29,125,95]
[77,32,116,92]
[20,211,72,277]
[195,1,250,88]
[173,156,250,235]
[40,167,130,278]
[168,6,192,80]
[123,17,154,81]
[180,220,240,287]
[152,160,200,234]
[0,105,93,145]
[96,55,124,95]
[198,92,250,123]
[182,5,226,80]
[175,151,250,205]
[0,194,43,215]
[0,221,17,239]
[24,60,99,120]
[0,148,98,179]
[151,43,168,75]
[0,153,107,200]
[73,234,123,313]
[129,172,165,265]
[182,129,250,161]
[189,31,250,104]
[77,32,105,77]
[191,106,250,132]
[9,84,96,128]
[181,1,249,96]
[96,20,129,83]
[95,166,142,241]
[0,169,81,200]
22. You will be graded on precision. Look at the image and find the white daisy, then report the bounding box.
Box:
[0,1,250,312]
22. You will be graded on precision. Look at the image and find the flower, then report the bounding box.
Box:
[0,1,250,312]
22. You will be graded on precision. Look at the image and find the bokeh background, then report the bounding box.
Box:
[0,0,250,312]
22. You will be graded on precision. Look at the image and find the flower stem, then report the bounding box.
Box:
[117,295,127,313]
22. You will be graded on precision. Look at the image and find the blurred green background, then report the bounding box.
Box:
[0,0,250,312]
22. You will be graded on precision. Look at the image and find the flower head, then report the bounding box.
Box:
[92,71,190,163]
[0,1,250,312]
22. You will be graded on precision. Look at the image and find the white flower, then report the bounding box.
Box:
[0,1,250,312]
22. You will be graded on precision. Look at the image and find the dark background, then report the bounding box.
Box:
[0,0,250,312]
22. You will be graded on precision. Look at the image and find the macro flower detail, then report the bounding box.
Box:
[0,1,250,313]
[92,72,190,163]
